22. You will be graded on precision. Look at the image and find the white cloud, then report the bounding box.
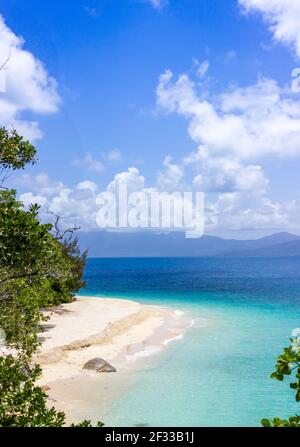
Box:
[73,149,122,172]
[157,156,184,191]
[19,192,47,208]
[147,0,167,10]
[0,15,60,140]
[14,163,300,236]
[193,59,210,78]
[107,167,145,194]
[156,68,300,233]
[72,152,104,172]
[104,148,122,163]
[15,173,64,195]
[16,174,100,231]
[239,0,300,58]
[157,70,300,161]
[192,156,269,194]
[76,180,98,193]
[15,166,203,235]
[49,186,100,230]
[206,190,300,233]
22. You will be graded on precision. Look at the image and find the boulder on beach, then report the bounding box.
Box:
[83,358,116,373]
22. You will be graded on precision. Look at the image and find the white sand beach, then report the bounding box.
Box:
[36,296,188,424]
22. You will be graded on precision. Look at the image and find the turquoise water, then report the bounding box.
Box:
[80,257,300,427]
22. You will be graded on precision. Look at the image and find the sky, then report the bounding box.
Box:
[1,0,300,239]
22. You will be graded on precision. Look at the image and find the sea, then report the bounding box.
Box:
[79,257,300,427]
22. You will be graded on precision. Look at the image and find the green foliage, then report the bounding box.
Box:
[0,356,65,427]
[0,187,87,359]
[0,281,44,357]
[0,189,86,308]
[71,420,105,428]
[0,127,36,172]
[61,235,87,298]
[262,416,300,427]
[270,343,300,402]
[262,334,300,427]
[0,189,52,274]
[0,128,103,427]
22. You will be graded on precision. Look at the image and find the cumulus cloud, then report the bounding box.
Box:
[206,186,300,234]
[156,68,300,232]
[15,167,300,236]
[157,156,184,191]
[76,180,98,192]
[239,0,300,58]
[15,173,64,195]
[19,192,48,208]
[16,169,147,231]
[0,15,60,140]
[9,48,300,235]
[192,156,269,194]
[107,167,145,194]
[49,186,100,230]
[157,70,300,161]
[15,166,204,237]
[16,173,100,231]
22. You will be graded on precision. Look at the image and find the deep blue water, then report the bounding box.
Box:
[79,257,300,427]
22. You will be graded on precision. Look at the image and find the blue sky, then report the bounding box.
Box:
[1,0,300,238]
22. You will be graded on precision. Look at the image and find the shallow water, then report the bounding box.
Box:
[80,257,300,427]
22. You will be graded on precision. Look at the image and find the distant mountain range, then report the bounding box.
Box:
[77,231,300,258]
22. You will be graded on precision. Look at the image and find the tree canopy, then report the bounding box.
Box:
[0,127,37,186]
[262,333,300,427]
[0,128,99,427]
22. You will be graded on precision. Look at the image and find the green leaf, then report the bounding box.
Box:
[261,419,272,427]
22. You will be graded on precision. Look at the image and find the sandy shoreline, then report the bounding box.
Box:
[36,296,189,424]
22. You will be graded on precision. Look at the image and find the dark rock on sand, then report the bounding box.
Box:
[83,358,116,373]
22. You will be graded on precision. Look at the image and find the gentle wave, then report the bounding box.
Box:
[125,345,162,363]
[163,334,184,345]
[174,309,185,317]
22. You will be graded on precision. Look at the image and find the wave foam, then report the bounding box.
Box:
[163,334,184,346]
[174,309,185,317]
[125,345,162,363]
